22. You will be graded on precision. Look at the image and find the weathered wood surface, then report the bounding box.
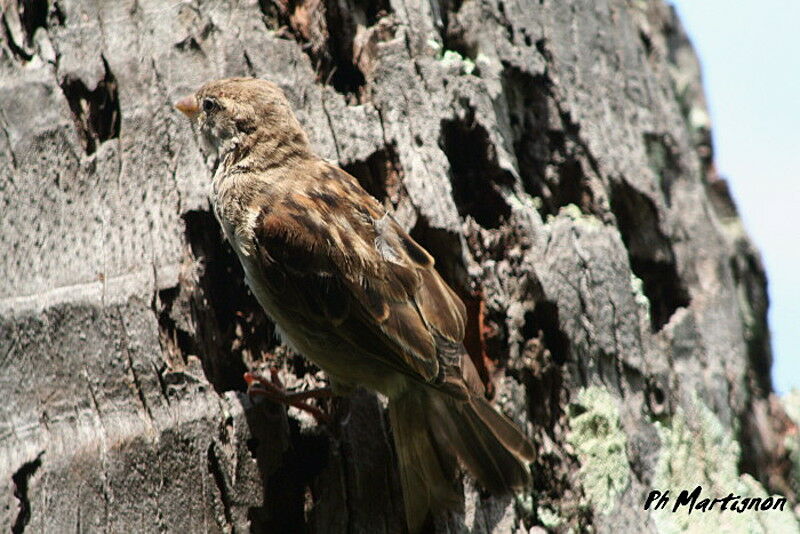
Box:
[1,0,796,531]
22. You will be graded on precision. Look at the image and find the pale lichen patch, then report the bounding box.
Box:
[557,203,603,228]
[566,386,630,515]
[651,394,799,533]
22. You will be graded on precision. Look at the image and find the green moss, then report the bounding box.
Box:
[558,204,602,227]
[438,49,476,75]
[631,274,651,315]
[427,39,442,53]
[538,505,564,528]
[688,107,711,132]
[566,387,630,514]
[651,394,799,533]
[441,49,463,62]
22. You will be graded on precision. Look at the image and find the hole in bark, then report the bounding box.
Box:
[261,420,329,530]
[651,386,664,406]
[460,293,494,396]
[504,71,547,205]
[59,57,121,155]
[2,16,32,61]
[259,0,392,101]
[322,8,366,98]
[645,377,670,418]
[155,285,198,366]
[11,452,43,534]
[341,144,402,204]
[522,301,569,364]
[442,21,475,65]
[643,133,681,207]
[502,67,595,217]
[610,181,690,331]
[439,110,512,228]
[2,0,64,60]
[19,0,63,40]
[246,437,260,459]
[207,443,234,528]
[18,0,47,45]
[639,29,654,58]
[174,35,202,52]
[534,38,552,61]
[631,258,689,330]
[409,216,467,291]
[353,0,392,26]
[520,349,561,433]
[524,354,586,531]
[177,210,277,393]
[482,307,510,367]
[435,0,476,65]
[552,159,590,209]
[522,32,532,47]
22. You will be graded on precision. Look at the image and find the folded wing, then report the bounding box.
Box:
[252,165,468,389]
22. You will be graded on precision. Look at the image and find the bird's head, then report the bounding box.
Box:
[175,77,309,163]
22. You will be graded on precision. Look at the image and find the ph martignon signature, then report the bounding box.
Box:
[644,486,787,514]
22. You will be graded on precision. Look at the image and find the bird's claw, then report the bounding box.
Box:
[244,371,333,424]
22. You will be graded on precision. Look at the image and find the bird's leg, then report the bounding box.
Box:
[244,371,333,423]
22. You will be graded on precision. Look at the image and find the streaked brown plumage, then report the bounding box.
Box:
[176,77,534,532]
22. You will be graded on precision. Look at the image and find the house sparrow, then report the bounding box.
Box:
[176,77,534,532]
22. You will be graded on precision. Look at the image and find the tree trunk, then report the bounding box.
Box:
[1,0,796,532]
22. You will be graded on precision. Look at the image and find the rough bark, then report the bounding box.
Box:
[1,0,797,532]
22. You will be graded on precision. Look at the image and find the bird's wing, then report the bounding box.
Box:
[251,165,467,388]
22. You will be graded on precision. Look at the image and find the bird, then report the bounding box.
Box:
[175,77,534,533]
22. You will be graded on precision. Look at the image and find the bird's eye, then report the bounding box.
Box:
[202,98,216,112]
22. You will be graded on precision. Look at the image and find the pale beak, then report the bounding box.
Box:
[175,95,200,119]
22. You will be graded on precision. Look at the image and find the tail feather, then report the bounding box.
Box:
[428,393,533,494]
[389,388,534,532]
[471,396,536,466]
[389,391,461,534]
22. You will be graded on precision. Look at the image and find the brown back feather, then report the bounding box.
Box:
[252,163,470,388]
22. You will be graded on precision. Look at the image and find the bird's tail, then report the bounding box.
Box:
[388,387,535,533]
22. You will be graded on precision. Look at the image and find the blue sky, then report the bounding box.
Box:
[670,1,799,394]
